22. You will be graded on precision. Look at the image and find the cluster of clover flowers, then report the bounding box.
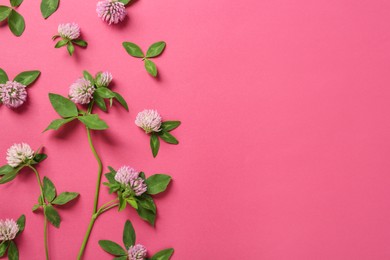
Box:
[1,70,180,260]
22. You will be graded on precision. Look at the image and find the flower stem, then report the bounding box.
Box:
[28,165,49,260]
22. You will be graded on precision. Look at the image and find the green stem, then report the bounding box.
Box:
[28,166,49,260]
[87,127,103,214]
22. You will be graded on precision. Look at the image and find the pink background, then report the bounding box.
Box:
[1,0,390,259]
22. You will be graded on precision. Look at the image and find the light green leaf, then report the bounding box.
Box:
[32,204,40,212]
[150,134,160,158]
[52,192,79,205]
[146,41,166,58]
[48,93,78,118]
[96,87,115,98]
[144,59,157,77]
[113,92,128,111]
[8,10,25,37]
[118,0,130,5]
[158,131,179,144]
[40,0,59,19]
[13,70,40,86]
[83,70,94,82]
[0,165,14,175]
[98,240,126,256]
[72,39,88,47]
[44,205,61,228]
[118,195,127,211]
[16,214,25,233]
[126,197,138,209]
[44,118,75,132]
[123,220,136,249]
[161,121,181,132]
[113,257,128,260]
[146,174,172,195]
[55,39,68,48]
[7,241,18,260]
[10,0,23,7]
[78,114,109,130]
[122,42,144,58]
[0,241,9,257]
[93,93,107,112]
[67,41,74,56]
[0,6,11,22]
[0,171,18,184]
[43,177,56,202]
[150,248,174,260]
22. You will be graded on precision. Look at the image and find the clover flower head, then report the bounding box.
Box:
[96,71,113,87]
[0,219,19,241]
[135,109,162,134]
[128,244,147,260]
[115,166,147,196]
[58,23,80,40]
[6,143,34,168]
[69,78,95,104]
[96,0,127,25]
[0,81,27,109]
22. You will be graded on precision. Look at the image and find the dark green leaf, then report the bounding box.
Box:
[105,171,116,183]
[13,70,40,86]
[43,177,56,202]
[118,0,130,5]
[33,153,48,163]
[113,92,129,111]
[0,171,18,184]
[55,39,68,48]
[146,174,171,195]
[113,257,128,260]
[67,42,74,56]
[150,248,174,260]
[10,0,23,7]
[72,39,88,47]
[137,195,156,213]
[0,6,11,22]
[52,192,79,205]
[158,131,179,144]
[44,117,75,132]
[93,93,107,112]
[32,204,40,212]
[0,165,14,176]
[136,205,156,226]
[16,214,25,233]
[40,0,59,19]
[0,241,9,257]
[161,121,181,132]
[150,134,160,158]
[123,220,136,249]
[48,93,78,118]
[8,10,25,37]
[146,41,166,58]
[83,70,94,82]
[118,195,127,211]
[98,240,126,256]
[44,205,61,228]
[144,59,158,77]
[96,88,115,98]
[78,114,109,130]
[7,241,18,260]
[122,42,144,58]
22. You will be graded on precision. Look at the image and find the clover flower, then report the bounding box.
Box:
[135,110,162,134]
[96,71,113,88]
[0,81,27,108]
[58,23,80,40]
[6,143,34,168]
[96,0,127,25]
[0,219,19,241]
[128,244,147,260]
[69,78,95,104]
[115,166,147,196]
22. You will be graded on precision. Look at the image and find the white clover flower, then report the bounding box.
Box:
[0,81,27,108]
[69,78,95,104]
[128,244,147,260]
[6,143,34,168]
[115,166,147,196]
[58,23,80,40]
[0,219,19,241]
[135,109,162,134]
[96,71,113,88]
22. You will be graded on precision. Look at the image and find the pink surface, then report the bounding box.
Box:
[1,0,390,259]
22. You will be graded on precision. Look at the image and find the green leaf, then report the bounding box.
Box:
[40,0,59,19]
[0,241,9,257]
[0,165,14,175]
[55,39,68,48]
[150,248,174,260]
[98,240,126,256]
[161,121,181,132]
[144,59,158,77]
[146,174,172,195]
[8,10,25,37]
[113,257,128,260]
[33,153,48,163]
[43,177,56,202]
[10,0,23,7]
[118,0,130,5]
[105,171,116,183]
[72,39,88,47]
[137,195,156,213]
[52,192,79,205]
[123,220,136,249]
[0,6,11,22]
[48,93,78,118]
[44,117,75,132]
[146,41,166,58]
[96,88,115,98]
[0,171,18,184]
[13,70,40,86]
[83,70,94,82]
[136,205,156,226]
[32,204,40,212]
[122,42,144,58]
[93,93,107,112]
[44,205,61,228]
[158,131,179,144]
[113,92,128,111]
[7,241,18,260]
[118,195,127,211]
[78,114,109,130]
[67,41,75,56]
[150,134,160,158]
[16,214,25,233]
